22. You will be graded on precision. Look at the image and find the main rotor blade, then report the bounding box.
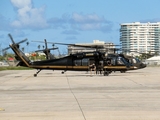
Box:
[53,42,120,49]
[52,42,104,49]
[47,47,58,51]
[35,47,58,52]
[32,41,120,50]
[32,40,46,43]
[35,49,45,52]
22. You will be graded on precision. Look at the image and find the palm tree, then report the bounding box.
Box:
[22,47,25,52]
[26,42,29,52]
[38,45,41,50]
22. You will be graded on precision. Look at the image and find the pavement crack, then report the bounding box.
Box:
[124,77,145,87]
[65,73,86,120]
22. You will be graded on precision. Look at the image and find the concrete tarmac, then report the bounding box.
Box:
[0,67,160,120]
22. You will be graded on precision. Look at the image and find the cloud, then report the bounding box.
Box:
[69,13,113,32]
[47,14,70,29]
[65,36,77,40]
[10,0,48,29]
[70,13,105,23]
[11,29,28,37]
[49,13,113,32]
[140,18,160,23]
[61,30,79,35]
[11,0,32,8]
[9,0,113,33]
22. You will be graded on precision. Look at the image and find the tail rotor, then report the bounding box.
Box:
[8,33,28,46]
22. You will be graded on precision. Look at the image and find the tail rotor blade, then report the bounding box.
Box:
[8,34,28,47]
[35,49,44,52]
[48,47,58,51]
[8,33,15,44]
[16,38,28,45]
[2,47,10,51]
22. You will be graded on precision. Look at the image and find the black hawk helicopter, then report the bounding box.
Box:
[32,41,138,74]
[6,34,133,77]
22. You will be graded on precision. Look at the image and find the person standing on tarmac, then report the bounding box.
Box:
[89,63,96,76]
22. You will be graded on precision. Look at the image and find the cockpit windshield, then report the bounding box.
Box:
[135,58,141,63]
[117,57,128,65]
[132,58,137,64]
[118,57,132,66]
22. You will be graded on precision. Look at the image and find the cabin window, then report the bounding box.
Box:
[74,60,82,66]
[74,58,89,66]
[82,58,89,66]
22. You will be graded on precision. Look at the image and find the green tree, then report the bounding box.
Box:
[26,42,29,52]
[21,47,25,52]
[0,55,5,61]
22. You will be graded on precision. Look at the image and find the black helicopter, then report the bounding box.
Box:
[6,34,134,77]
[32,41,138,73]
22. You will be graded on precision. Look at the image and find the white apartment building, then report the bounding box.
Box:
[120,22,160,56]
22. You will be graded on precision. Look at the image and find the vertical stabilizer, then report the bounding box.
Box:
[8,34,31,67]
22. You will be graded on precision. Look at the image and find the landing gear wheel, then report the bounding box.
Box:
[33,69,41,77]
[120,70,126,73]
[104,71,109,76]
[61,70,66,74]
[34,74,37,77]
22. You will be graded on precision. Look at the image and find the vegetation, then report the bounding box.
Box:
[136,52,159,61]
[0,66,33,71]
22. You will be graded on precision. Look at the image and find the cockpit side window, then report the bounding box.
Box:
[135,58,140,63]
[132,58,137,64]
[117,57,124,65]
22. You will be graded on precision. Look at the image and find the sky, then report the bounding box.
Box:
[1,0,160,54]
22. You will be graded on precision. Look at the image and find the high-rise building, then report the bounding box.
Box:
[120,22,160,55]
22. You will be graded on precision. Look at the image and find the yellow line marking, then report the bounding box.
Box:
[24,76,32,80]
[0,108,5,111]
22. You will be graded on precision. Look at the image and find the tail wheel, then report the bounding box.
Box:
[104,71,109,76]
[120,70,126,73]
